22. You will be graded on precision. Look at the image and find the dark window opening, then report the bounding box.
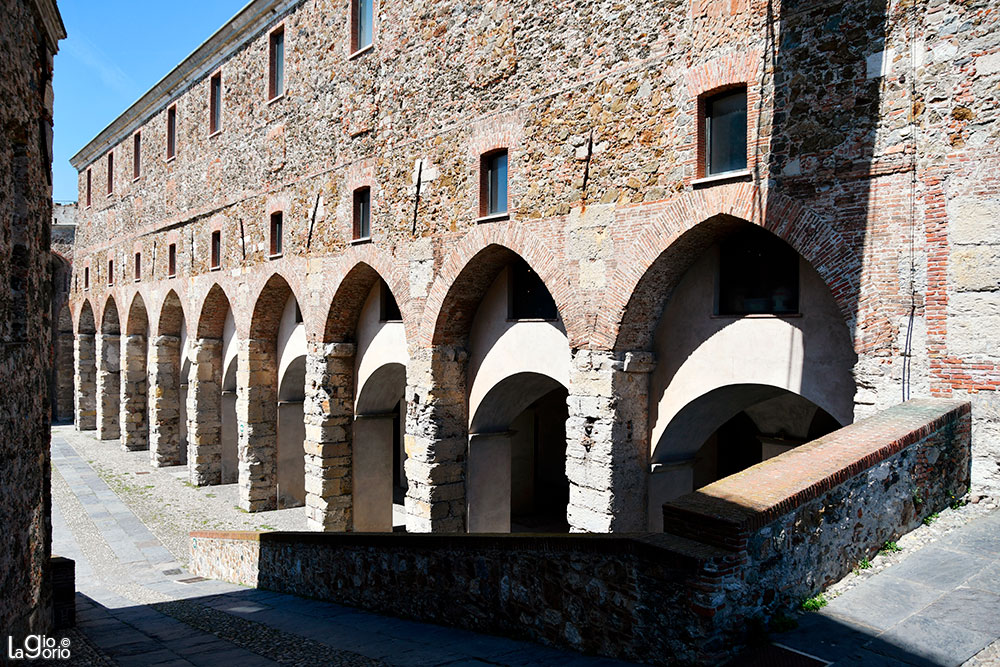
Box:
[134,253,141,281]
[108,259,114,286]
[211,231,221,269]
[168,243,177,277]
[480,149,508,217]
[379,279,401,322]
[133,133,141,179]
[352,0,373,52]
[107,152,114,194]
[717,227,799,316]
[166,105,177,159]
[269,28,284,99]
[705,87,747,175]
[210,72,222,134]
[508,258,557,321]
[353,187,370,239]
[270,211,283,256]
[86,169,92,207]
[84,267,89,290]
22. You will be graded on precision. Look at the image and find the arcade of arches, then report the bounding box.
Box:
[70,219,858,533]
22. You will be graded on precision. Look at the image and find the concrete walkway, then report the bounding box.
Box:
[50,431,632,666]
[768,510,1000,666]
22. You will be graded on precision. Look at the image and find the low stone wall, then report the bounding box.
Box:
[190,399,971,665]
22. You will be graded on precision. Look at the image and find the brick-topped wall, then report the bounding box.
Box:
[190,399,971,664]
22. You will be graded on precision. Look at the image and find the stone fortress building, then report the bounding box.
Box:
[66,0,999,536]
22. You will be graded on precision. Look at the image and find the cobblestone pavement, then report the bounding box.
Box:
[765,499,1000,666]
[49,428,633,666]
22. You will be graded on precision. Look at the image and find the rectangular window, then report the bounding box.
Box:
[269,27,284,99]
[86,169,92,207]
[705,87,747,175]
[134,253,141,281]
[166,105,177,159]
[168,243,177,277]
[353,187,371,239]
[108,259,114,286]
[133,132,141,179]
[508,258,557,320]
[84,266,89,290]
[379,279,402,322]
[270,211,283,256]
[211,230,221,269]
[210,72,222,134]
[107,152,114,194]
[480,149,508,217]
[717,227,799,315]
[352,0,373,53]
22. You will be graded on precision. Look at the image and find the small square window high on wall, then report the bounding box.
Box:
[211,230,221,269]
[107,151,114,194]
[269,27,284,99]
[168,243,177,277]
[270,211,283,256]
[353,187,371,239]
[480,149,508,217]
[166,105,177,159]
[210,72,222,134]
[704,87,747,176]
[352,0,373,53]
[133,132,141,179]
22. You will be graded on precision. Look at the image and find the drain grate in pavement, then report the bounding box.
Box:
[726,643,829,666]
[177,576,208,583]
[162,568,182,575]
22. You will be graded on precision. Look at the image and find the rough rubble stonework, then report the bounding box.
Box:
[67,0,1000,532]
[1,0,65,639]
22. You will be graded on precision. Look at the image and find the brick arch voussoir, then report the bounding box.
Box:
[419,222,579,348]
[597,187,864,352]
[318,243,413,345]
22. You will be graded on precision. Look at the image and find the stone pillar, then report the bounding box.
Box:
[565,349,652,532]
[148,335,182,466]
[467,432,513,532]
[303,342,354,531]
[74,334,97,430]
[187,338,222,485]
[56,332,75,421]
[403,346,467,533]
[236,338,277,511]
[95,333,120,440]
[120,334,148,451]
[353,413,395,532]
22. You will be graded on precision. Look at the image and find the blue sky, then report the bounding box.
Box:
[52,1,247,203]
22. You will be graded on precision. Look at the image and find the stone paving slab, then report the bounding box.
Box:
[51,429,637,666]
[771,501,1000,667]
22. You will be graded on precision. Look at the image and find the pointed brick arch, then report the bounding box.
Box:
[420,222,577,347]
[250,273,299,340]
[77,299,96,334]
[596,184,868,352]
[122,293,150,451]
[125,293,149,336]
[197,284,233,340]
[96,295,122,440]
[157,289,185,337]
[100,295,121,334]
[321,245,411,345]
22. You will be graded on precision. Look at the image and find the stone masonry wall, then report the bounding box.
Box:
[0,0,63,639]
[190,399,971,665]
[69,0,1000,531]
